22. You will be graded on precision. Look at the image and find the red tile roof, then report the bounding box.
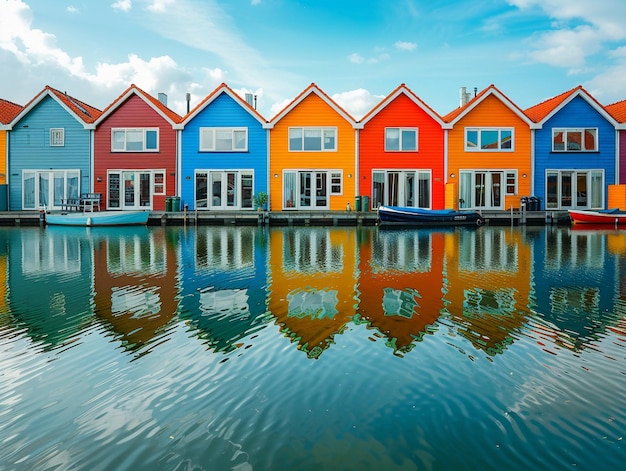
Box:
[97,84,182,124]
[605,99,626,123]
[45,86,102,123]
[360,83,444,125]
[0,98,23,124]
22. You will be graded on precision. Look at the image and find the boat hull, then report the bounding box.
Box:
[45,211,149,226]
[568,209,626,225]
[378,206,484,226]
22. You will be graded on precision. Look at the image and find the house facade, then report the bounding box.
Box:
[180,83,269,211]
[604,99,626,186]
[7,87,101,211]
[93,85,181,211]
[0,98,23,189]
[268,84,358,211]
[358,84,446,210]
[525,86,618,211]
[443,85,535,211]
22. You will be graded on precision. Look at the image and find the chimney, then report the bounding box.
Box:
[186,93,191,113]
[245,93,254,107]
[459,87,471,107]
[157,92,167,107]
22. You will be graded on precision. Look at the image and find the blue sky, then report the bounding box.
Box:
[1,0,626,120]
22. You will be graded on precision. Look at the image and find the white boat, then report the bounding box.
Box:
[45,210,149,226]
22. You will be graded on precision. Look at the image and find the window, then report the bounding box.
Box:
[112,128,159,152]
[153,172,165,195]
[199,127,248,151]
[506,171,517,195]
[50,128,65,147]
[289,127,336,151]
[552,128,597,152]
[465,128,513,151]
[385,128,418,151]
[331,172,342,194]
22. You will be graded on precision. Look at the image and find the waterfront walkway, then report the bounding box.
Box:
[0,208,572,227]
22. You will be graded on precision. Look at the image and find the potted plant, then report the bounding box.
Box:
[254,191,268,211]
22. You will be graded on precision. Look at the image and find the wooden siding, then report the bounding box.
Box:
[180,92,268,210]
[8,96,92,210]
[0,131,6,184]
[359,93,445,209]
[93,94,177,210]
[616,131,626,185]
[269,93,356,211]
[447,94,532,209]
[533,96,616,202]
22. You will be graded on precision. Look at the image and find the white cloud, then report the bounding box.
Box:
[251,0,262,5]
[66,6,79,14]
[394,41,417,52]
[528,25,601,68]
[348,51,390,65]
[348,52,364,64]
[111,0,132,12]
[146,0,175,13]
[332,88,385,120]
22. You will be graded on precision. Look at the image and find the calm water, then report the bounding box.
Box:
[0,224,625,470]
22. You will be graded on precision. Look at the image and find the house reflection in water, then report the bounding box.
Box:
[442,227,533,356]
[92,227,179,353]
[5,227,96,349]
[356,228,445,356]
[178,226,270,353]
[268,227,357,359]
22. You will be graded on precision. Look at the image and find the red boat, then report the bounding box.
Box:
[568,209,626,225]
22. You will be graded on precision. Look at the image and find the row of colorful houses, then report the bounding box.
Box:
[2,82,626,213]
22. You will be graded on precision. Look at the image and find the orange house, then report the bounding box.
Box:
[442,85,537,211]
[267,84,358,211]
[359,84,446,210]
[0,98,23,187]
[267,227,358,359]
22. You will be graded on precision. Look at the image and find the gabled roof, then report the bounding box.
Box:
[268,83,357,128]
[524,85,618,127]
[359,83,445,127]
[0,98,23,126]
[604,99,626,124]
[442,84,536,129]
[181,83,268,127]
[9,86,102,129]
[93,84,182,128]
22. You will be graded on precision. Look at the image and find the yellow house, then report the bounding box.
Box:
[0,98,23,187]
[267,83,358,211]
[443,85,537,211]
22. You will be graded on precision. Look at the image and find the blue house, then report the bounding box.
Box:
[7,86,101,211]
[525,86,618,211]
[179,83,269,211]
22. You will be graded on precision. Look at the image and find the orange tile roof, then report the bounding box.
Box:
[0,98,23,124]
[441,84,530,124]
[269,83,356,124]
[605,99,626,123]
[183,82,267,123]
[360,83,443,124]
[46,86,102,123]
[524,86,584,123]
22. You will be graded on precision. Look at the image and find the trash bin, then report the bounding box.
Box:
[172,196,181,212]
[529,196,538,211]
[0,184,7,211]
[165,196,172,212]
[362,195,370,212]
[355,196,362,212]
[520,196,529,210]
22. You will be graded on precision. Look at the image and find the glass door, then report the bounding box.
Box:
[123,171,136,208]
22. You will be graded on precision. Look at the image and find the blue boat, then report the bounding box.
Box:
[44,210,149,226]
[378,205,484,227]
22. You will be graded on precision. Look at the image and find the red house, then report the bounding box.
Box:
[93,85,182,211]
[358,84,446,210]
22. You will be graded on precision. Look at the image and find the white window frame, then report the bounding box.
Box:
[111,128,159,152]
[50,128,65,147]
[153,171,166,195]
[288,127,337,152]
[552,128,598,152]
[506,171,517,195]
[199,127,248,152]
[465,128,514,151]
[330,171,342,195]
[385,127,418,151]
